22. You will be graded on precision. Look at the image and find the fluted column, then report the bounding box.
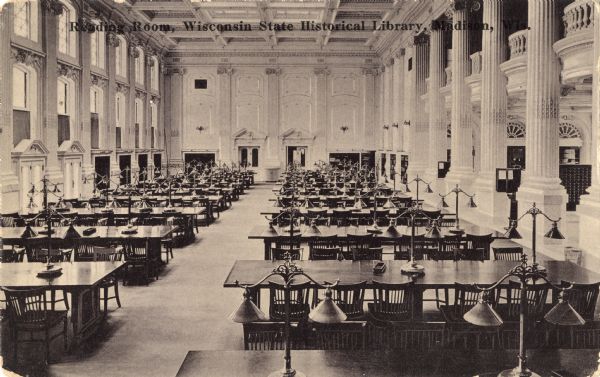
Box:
[392,50,404,153]
[407,35,429,178]
[577,1,600,259]
[383,57,393,151]
[80,15,94,197]
[474,0,509,219]
[217,66,233,163]
[106,32,120,176]
[43,1,63,182]
[425,29,446,183]
[446,3,475,190]
[517,0,566,234]
[362,68,377,151]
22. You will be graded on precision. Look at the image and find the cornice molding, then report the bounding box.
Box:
[168,50,378,59]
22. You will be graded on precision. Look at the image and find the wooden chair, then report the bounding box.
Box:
[368,319,445,351]
[312,321,367,350]
[324,281,367,320]
[25,247,71,310]
[393,235,411,260]
[242,322,286,350]
[343,234,379,261]
[368,281,414,322]
[2,287,68,365]
[331,208,352,227]
[271,247,302,261]
[308,235,339,260]
[493,247,523,261]
[268,281,312,322]
[123,239,158,285]
[1,246,25,263]
[369,209,390,226]
[464,234,493,260]
[94,246,123,314]
[74,243,96,261]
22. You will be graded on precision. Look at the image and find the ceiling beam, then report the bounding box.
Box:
[181,0,228,46]
[257,1,277,46]
[132,1,189,11]
[365,0,404,47]
[316,0,339,47]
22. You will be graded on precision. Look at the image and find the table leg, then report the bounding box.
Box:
[69,286,102,350]
[264,240,271,261]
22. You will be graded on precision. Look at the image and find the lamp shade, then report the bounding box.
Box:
[404,184,411,193]
[308,287,347,324]
[383,225,402,239]
[467,197,477,208]
[383,198,396,209]
[302,223,321,237]
[425,184,433,194]
[440,197,449,208]
[544,222,565,240]
[229,293,267,323]
[63,224,81,240]
[463,299,504,327]
[504,220,522,239]
[424,222,443,239]
[21,225,38,238]
[544,299,585,326]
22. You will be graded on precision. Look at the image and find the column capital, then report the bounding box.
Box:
[11,46,43,69]
[383,57,394,67]
[106,32,120,47]
[265,67,281,75]
[90,73,108,89]
[217,66,234,75]
[394,49,405,59]
[447,0,481,13]
[313,67,330,76]
[165,67,186,76]
[41,0,64,16]
[361,67,379,76]
[145,55,156,67]
[414,34,429,46]
[129,44,140,58]
[135,90,146,100]
[116,82,130,94]
[57,62,80,80]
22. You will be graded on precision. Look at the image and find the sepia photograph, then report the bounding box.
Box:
[0,0,599,375]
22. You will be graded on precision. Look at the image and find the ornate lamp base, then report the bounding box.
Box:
[498,367,541,377]
[268,369,306,377]
[400,261,425,274]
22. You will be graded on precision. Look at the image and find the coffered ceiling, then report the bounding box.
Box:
[120,0,407,51]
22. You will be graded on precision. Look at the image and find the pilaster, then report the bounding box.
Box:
[407,35,429,179]
[392,50,404,153]
[79,15,93,196]
[425,29,446,186]
[106,32,120,175]
[167,68,185,167]
[265,67,280,167]
[314,67,329,162]
[362,68,376,151]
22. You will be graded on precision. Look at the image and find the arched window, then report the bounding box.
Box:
[90,20,105,69]
[115,36,127,78]
[12,64,37,146]
[150,56,159,91]
[135,47,145,85]
[90,86,104,149]
[506,122,525,138]
[559,123,582,139]
[115,93,126,148]
[57,77,74,145]
[57,1,77,57]
[13,0,38,42]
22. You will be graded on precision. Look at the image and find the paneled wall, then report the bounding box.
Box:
[169,63,380,178]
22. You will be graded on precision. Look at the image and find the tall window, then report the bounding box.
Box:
[135,47,145,85]
[13,0,38,41]
[12,66,31,146]
[116,93,125,148]
[239,147,259,167]
[115,36,127,77]
[150,57,159,91]
[57,79,71,145]
[90,20,105,69]
[90,87,103,149]
[134,99,143,148]
[57,1,76,57]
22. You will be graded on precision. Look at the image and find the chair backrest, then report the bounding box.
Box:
[493,247,523,261]
[346,234,374,251]
[125,239,150,260]
[371,281,414,320]
[271,247,301,261]
[504,280,550,321]
[268,281,312,322]
[75,243,96,261]
[560,281,600,321]
[242,322,286,350]
[274,236,301,250]
[452,283,491,316]
[369,319,445,351]
[93,246,121,262]
[328,281,367,319]
[312,321,367,350]
[2,287,48,324]
[466,234,493,259]
[309,247,340,261]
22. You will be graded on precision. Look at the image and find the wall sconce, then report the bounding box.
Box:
[392,122,399,128]
[383,125,389,130]
[196,126,205,133]
[340,125,349,133]
[403,120,411,126]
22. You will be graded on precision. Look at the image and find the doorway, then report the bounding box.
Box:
[287,146,307,167]
[185,153,215,167]
[94,156,110,190]
[153,154,162,175]
[119,155,132,185]
[138,154,148,179]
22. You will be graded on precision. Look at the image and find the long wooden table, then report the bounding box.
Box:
[176,349,600,377]
[0,261,125,347]
[224,259,599,318]
[248,223,504,260]
[259,206,454,217]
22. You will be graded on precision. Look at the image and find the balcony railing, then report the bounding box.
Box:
[563,0,595,37]
[508,29,528,59]
[470,51,482,75]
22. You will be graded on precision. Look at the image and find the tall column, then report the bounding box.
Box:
[517,0,566,234]
[407,35,429,179]
[42,1,63,182]
[106,32,120,176]
[425,29,447,186]
[383,57,393,151]
[167,68,185,167]
[0,5,20,213]
[265,67,280,167]
[79,15,93,197]
[577,1,600,258]
[445,2,475,190]
[392,50,405,153]
[314,67,329,163]
[403,47,414,154]
[474,0,509,220]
